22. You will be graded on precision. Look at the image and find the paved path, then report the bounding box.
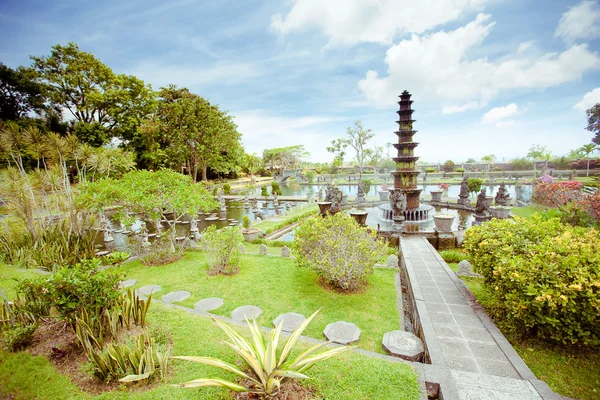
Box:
[401,237,563,399]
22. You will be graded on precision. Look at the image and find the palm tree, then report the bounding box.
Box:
[527,145,548,178]
[481,154,496,177]
[580,143,599,177]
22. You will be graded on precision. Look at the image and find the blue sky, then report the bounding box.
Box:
[1,0,599,163]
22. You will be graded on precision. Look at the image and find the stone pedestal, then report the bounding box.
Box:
[457,195,470,206]
[437,232,456,250]
[430,190,443,202]
[472,213,491,226]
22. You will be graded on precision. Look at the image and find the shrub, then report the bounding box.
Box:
[200,226,243,275]
[223,183,231,195]
[47,259,123,326]
[292,213,386,291]
[261,186,268,198]
[425,167,436,173]
[361,178,372,194]
[464,216,600,346]
[456,167,465,173]
[212,187,218,196]
[173,310,349,398]
[242,215,251,229]
[467,178,483,195]
[441,160,456,172]
[305,170,316,183]
[271,182,282,196]
[134,229,188,266]
[1,323,38,351]
[438,249,466,263]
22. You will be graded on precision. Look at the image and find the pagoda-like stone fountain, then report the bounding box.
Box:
[380,91,433,230]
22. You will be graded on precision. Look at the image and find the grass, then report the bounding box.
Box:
[119,249,400,353]
[451,264,600,399]
[0,304,422,400]
[0,263,45,300]
[510,203,548,218]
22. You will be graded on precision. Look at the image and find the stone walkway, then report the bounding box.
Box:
[401,236,563,399]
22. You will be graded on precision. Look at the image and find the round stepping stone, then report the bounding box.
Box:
[231,305,262,322]
[147,233,157,238]
[95,250,110,257]
[175,236,186,241]
[219,217,227,221]
[205,217,219,221]
[382,330,424,362]
[194,297,224,312]
[229,222,238,226]
[137,285,161,296]
[162,291,190,303]
[119,279,137,289]
[323,321,361,344]
[273,312,306,332]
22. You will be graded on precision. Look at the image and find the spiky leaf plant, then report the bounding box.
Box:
[172,310,350,399]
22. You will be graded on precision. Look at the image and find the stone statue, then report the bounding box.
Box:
[459,177,469,198]
[328,188,344,214]
[324,184,336,203]
[190,218,198,232]
[389,190,407,215]
[494,183,511,206]
[475,189,490,215]
[100,214,113,242]
[355,181,366,206]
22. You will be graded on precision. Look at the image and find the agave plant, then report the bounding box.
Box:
[172,310,350,398]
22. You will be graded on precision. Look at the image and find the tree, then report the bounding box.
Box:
[138,86,243,181]
[262,145,309,176]
[465,157,476,163]
[0,63,49,121]
[365,145,384,170]
[242,153,262,178]
[586,103,600,145]
[527,145,550,177]
[342,120,374,178]
[32,43,155,145]
[580,143,599,177]
[441,160,456,172]
[480,154,496,175]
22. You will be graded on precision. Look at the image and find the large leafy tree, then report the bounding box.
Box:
[138,86,243,181]
[0,63,49,121]
[262,145,309,176]
[527,144,550,176]
[343,120,374,177]
[586,103,600,145]
[31,43,155,145]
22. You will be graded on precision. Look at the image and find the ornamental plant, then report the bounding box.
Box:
[464,216,600,346]
[292,213,386,291]
[173,310,350,399]
[438,183,450,190]
[200,225,243,275]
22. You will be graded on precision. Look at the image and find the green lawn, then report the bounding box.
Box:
[252,204,318,233]
[120,250,400,353]
[0,263,44,299]
[510,203,548,218]
[449,264,600,399]
[0,304,421,400]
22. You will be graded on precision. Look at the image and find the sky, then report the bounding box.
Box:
[1,0,599,163]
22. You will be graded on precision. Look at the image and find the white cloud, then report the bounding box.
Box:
[234,111,346,160]
[574,87,600,111]
[271,0,487,46]
[555,0,600,42]
[442,101,481,114]
[495,120,514,128]
[482,103,518,124]
[358,14,600,108]
[517,41,533,53]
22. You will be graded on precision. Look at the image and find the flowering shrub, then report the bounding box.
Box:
[538,174,553,184]
[464,216,600,346]
[438,183,450,190]
[532,181,582,207]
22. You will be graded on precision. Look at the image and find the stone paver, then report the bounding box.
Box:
[162,290,190,303]
[231,305,262,322]
[323,321,361,344]
[194,297,224,312]
[382,330,424,362]
[119,279,137,289]
[400,237,543,399]
[273,312,306,332]
[137,285,161,296]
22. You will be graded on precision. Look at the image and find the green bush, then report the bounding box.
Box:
[361,178,372,194]
[271,181,282,196]
[46,259,123,326]
[292,213,386,291]
[261,186,268,198]
[242,215,251,229]
[1,323,38,351]
[223,183,231,195]
[464,216,600,346]
[456,167,465,173]
[425,167,436,173]
[305,170,316,183]
[467,178,483,195]
[199,226,243,275]
[438,249,467,263]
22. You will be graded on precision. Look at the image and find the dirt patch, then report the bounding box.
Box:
[206,265,240,276]
[234,379,316,400]
[316,277,368,295]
